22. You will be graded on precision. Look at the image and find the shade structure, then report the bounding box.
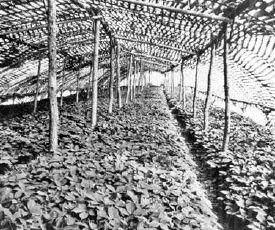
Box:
[0,0,275,110]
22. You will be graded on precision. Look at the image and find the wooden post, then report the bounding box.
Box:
[60,57,66,107]
[223,24,231,152]
[149,68,151,85]
[204,42,214,130]
[181,61,186,109]
[108,43,115,113]
[33,56,42,113]
[87,62,93,99]
[141,62,144,91]
[130,57,134,101]
[116,43,122,109]
[193,55,200,118]
[169,72,172,96]
[126,55,132,104]
[171,69,175,98]
[47,0,59,152]
[91,17,100,128]
[133,60,137,100]
[179,69,182,102]
[76,67,80,103]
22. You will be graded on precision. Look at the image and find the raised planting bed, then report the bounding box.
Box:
[165,90,275,230]
[0,87,221,230]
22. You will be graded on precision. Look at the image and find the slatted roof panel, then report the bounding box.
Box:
[0,0,275,108]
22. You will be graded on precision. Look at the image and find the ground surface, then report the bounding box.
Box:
[0,88,221,230]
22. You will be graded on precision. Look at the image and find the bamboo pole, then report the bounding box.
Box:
[193,55,200,118]
[91,17,100,129]
[116,43,122,109]
[76,68,80,103]
[204,42,214,131]
[47,0,59,153]
[108,44,115,114]
[87,62,93,99]
[33,56,42,113]
[181,61,186,109]
[60,57,67,107]
[223,24,231,152]
[126,55,132,104]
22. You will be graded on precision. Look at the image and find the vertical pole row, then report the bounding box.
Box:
[223,24,231,152]
[47,0,59,152]
[91,17,100,129]
[116,43,122,109]
[60,57,66,107]
[193,55,199,118]
[204,41,214,131]
[33,56,42,114]
[108,43,115,114]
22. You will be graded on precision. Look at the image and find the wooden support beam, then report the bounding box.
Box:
[33,56,41,114]
[130,59,135,101]
[91,17,100,128]
[116,43,122,109]
[47,0,59,153]
[87,63,92,99]
[135,58,169,67]
[193,55,200,118]
[117,0,232,22]
[116,36,194,55]
[126,51,177,65]
[204,40,214,131]
[76,68,80,103]
[133,60,137,100]
[141,62,145,91]
[137,61,141,93]
[108,44,115,113]
[171,69,175,98]
[181,65,186,108]
[223,24,231,152]
[126,55,133,104]
[60,57,67,107]
[0,17,91,36]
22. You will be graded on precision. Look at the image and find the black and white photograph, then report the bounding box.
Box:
[0,0,275,229]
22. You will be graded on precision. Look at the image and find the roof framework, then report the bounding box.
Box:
[0,0,275,109]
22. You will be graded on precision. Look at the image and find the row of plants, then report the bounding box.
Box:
[0,88,221,229]
[166,90,275,230]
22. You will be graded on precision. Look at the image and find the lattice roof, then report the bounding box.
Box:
[0,0,275,109]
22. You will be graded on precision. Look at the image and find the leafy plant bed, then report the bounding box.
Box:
[0,87,221,229]
[165,90,275,230]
